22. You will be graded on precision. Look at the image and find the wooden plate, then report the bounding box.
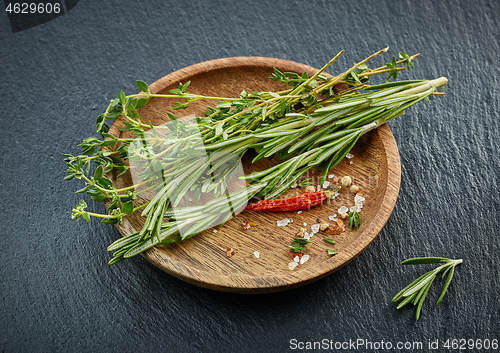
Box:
[108,57,401,293]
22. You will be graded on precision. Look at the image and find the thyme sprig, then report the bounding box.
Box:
[392,257,463,320]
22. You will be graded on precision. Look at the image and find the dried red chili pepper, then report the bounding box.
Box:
[245,190,337,212]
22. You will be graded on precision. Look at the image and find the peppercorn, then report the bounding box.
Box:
[341,176,352,187]
[304,185,315,193]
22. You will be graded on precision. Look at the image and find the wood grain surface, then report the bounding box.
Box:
[107,57,402,293]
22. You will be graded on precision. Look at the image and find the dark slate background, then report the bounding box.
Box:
[1,0,499,352]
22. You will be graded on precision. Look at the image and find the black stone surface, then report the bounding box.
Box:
[1,0,499,352]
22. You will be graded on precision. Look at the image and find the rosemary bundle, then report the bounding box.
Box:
[63,47,448,264]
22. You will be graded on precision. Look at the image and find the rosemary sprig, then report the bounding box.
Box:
[392,257,463,320]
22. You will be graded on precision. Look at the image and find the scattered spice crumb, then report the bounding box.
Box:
[288,250,303,258]
[316,218,321,223]
[226,248,235,257]
[320,223,329,232]
[337,219,344,227]
[328,225,343,235]
[341,212,348,219]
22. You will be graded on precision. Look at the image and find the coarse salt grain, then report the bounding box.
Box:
[303,222,307,226]
[338,206,349,214]
[254,251,260,258]
[328,174,335,179]
[346,153,354,159]
[304,233,311,240]
[297,210,303,215]
[213,229,218,233]
[322,180,330,189]
[311,224,320,233]
[355,195,365,203]
[294,256,300,263]
[291,183,298,188]
[288,262,298,270]
[317,184,321,191]
[329,215,337,221]
[288,218,294,223]
[300,254,310,264]
[188,198,192,202]
[277,218,289,227]
[349,161,353,165]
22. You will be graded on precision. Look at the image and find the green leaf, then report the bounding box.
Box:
[182,81,191,92]
[96,114,109,133]
[298,178,313,187]
[415,280,433,320]
[215,122,223,136]
[399,52,414,70]
[323,238,336,244]
[401,257,451,265]
[75,186,89,194]
[135,97,149,109]
[136,80,149,92]
[83,212,91,223]
[436,266,455,305]
[101,218,119,224]
[326,249,338,256]
[293,238,313,245]
[119,90,127,106]
[94,165,103,181]
[122,200,134,215]
[289,244,305,253]
[167,112,178,121]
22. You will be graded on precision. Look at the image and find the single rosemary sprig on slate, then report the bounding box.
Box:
[392,257,463,320]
